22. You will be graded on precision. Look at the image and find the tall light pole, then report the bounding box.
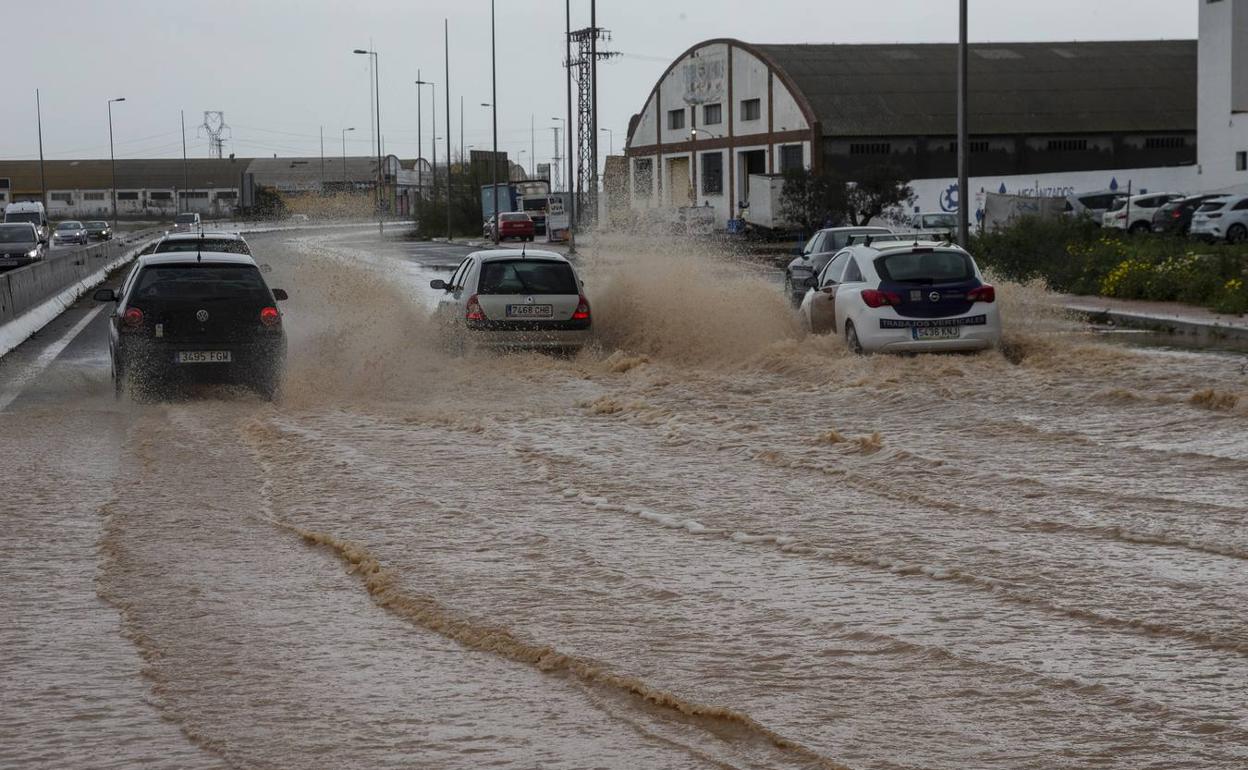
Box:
[518,150,528,179]
[445,18,452,240]
[415,73,433,199]
[341,127,355,186]
[107,97,125,230]
[553,116,566,192]
[490,0,500,245]
[180,110,188,214]
[956,0,970,246]
[36,89,46,210]
[564,0,576,253]
[354,48,383,234]
[600,127,614,156]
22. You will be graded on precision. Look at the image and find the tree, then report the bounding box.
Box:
[778,168,848,233]
[844,165,914,226]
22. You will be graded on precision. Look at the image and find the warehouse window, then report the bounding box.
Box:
[701,152,723,195]
[668,109,685,130]
[215,190,237,199]
[83,192,106,201]
[149,191,172,201]
[741,99,761,122]
[948,140,989,153]
[1237,151,1247,172]
[703,103,722,126]
[50,192,73,203]
[117,192,139,200]
[1046,138,1088,152]
[779,144,804,172]
[1144,136,1186,150]
[633,158,653,196]
[179,191,209,199]
[0,177,9,189]
[850,142,891,155]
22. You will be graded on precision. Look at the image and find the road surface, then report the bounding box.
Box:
[2,228,1246,769]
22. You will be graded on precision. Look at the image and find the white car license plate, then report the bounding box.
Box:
[506,304,553,318]
[913,326,960,340]
[176,350,232,364]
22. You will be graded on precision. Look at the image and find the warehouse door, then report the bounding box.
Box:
[667,157,691,207]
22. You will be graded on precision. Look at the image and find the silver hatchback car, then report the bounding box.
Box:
[430,249,592,351]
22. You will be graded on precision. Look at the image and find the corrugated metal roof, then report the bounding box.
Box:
[0,158,253,193]
[753,39,1196,136]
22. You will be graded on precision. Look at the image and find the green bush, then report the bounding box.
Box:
[970,216,1248,314]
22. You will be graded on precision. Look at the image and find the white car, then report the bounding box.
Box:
[429,249,592,352]
[908,212,958,233]
[798,240,1001,354]
[1102,192,1184,233]
[1189,195,1248,243]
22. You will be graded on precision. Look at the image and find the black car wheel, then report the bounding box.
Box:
[845,321,864,355]
[1228,224,1248,245]
[1128,221,1150,235]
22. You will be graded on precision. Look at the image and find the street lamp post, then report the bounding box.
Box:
[415,74,433,199]
[956,0,970,246]
[490,0,500,245]
[354,48,383,234]
[107,97,125,230]
[552,117,565,192]
[600,127,614,156]
[341,127,355,186]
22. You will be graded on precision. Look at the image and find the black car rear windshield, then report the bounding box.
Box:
[154,238,250,255]
[0,225,36,243]
[875,250,975,284]
[477,260,578,295]
[132,264,270,302]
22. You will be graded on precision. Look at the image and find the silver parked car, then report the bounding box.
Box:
[52,220,89,245]
[784,226,892,305]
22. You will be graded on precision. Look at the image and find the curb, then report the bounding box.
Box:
[1064,304,1248,343]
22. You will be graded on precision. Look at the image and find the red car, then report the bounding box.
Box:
[493,212,535,242]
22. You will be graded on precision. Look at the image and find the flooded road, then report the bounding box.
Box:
[2,229,1246,769]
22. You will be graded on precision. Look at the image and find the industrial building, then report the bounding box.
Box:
[624,0,1248,229]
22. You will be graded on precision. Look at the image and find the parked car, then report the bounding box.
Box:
[1190,195,1248,243]
[93,251,288,399]
[784,226,893,305]
[0,222,45,268]
[172,212,202,232]
[1151,194,1228,236]
[429,249,591,352]
[52,220,89,245]
[490,212,535,242]
[1064,190,1125,225]
[798,239,1001,354]
[3,201,50,243]
[151,231,251,255]
[84,220,113,240]
[1103,193,1184,233]
[908,212,958,233]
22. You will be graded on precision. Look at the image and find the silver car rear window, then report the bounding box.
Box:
[477,260,578,295]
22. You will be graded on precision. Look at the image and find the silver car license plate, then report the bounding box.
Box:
[176,350,232,364]
[913,326,960,340]
[506,304,553,318]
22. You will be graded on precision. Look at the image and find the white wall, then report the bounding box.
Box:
[731,46,770,137]
[40,189,239,219]
[1198,0,1248,193]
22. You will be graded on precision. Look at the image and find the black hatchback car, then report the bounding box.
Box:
[93,252,288,399]
[1152,194,1227,236]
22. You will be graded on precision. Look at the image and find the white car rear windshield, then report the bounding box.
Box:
[875,250,975,283]
[478,260,577,295]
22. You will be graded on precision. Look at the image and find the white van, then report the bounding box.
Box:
[4,201,50,244]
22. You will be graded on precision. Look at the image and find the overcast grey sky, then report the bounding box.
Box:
[4,0,1197,169]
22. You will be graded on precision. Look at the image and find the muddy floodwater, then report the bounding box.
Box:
[3,230,1247,769]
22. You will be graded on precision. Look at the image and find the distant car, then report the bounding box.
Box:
[1064,190,1125,225]
[52,220,89,245]
[1151,194,1228,236]
[93,251,289,399]
[289,213,310,223]
[151,231,251,255]
[1103,193,1184,233]
[0,222,45,268]
[908,212,958,233]
[172,212,202,232]
[798,239,1000,354]
[429,249,591,352]
[84,221,113,240]
[1190,195,1248,243]
[784,226,893,305]
[3,201,50,243]
[492,212,535,242]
